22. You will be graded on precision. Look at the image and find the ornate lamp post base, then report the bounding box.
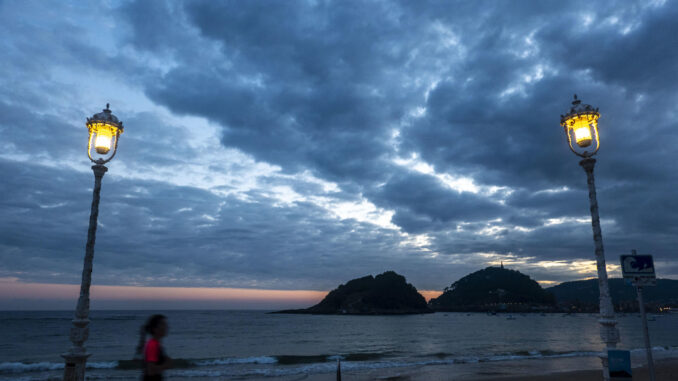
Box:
[62,352,91,381]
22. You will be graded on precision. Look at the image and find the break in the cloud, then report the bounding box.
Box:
[1,0,677,307]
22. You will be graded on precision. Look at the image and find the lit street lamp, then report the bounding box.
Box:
[62,104,124,381]
[560,95,619,381]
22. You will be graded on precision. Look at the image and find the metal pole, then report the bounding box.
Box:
[580,158,619,381]
[636,285,656,381]
[62,164,108,381]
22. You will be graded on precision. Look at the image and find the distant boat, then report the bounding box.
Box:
[540,313,546,317]
[506,315,516,320]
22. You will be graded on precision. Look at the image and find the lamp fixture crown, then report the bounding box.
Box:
[560,94,599,125]
[87,104,123,130]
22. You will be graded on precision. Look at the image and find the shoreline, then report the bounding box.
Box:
[4,352,677,380]
[277,357,678,381]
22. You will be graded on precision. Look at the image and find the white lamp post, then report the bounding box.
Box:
[560,95,619,381]
[62,104,124,381]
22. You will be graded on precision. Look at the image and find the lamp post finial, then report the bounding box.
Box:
[572,94,581,105]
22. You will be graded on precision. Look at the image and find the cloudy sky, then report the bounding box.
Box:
[1,0,677,309]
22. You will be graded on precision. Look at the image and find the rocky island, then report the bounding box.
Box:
[429,266,556,312]
[275,271,432,315]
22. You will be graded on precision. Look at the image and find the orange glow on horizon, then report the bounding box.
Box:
[0,278,325,303]
[0,279,443,307]
[419,290,442,301]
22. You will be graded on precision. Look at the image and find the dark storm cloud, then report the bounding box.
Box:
[368,171,505,233]
[537,3,678,94]
[130,0,433,186]
[1,0,678,296]
[0,158,426,290]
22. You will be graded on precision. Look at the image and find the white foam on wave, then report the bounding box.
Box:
[3,346,678,378]
[87,362,118,369]
[169,349,642,378]
[0,362,62,373]
[193,356,277,366]
[0,361,117,374]
[0,377,41,381]
[631,346,676,353]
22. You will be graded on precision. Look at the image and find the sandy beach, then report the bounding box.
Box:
[291,357,678,381]
[479,359,678,381]
[478,359,677,381]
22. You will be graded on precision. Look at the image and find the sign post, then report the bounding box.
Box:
[620,250,656,381]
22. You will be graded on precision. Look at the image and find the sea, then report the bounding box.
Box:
[1,310,677,380]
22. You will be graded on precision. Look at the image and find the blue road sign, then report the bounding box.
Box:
[620,254,655,280]
[608,350,632,379]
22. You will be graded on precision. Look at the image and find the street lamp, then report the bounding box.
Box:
[560,95,619,381]
[62,104,124,381]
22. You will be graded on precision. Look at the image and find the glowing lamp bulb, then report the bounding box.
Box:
[94,131,113,154]
[574,125,592,147]
[569,116,594,148]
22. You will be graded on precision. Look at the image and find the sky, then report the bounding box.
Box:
[1,0,677,310]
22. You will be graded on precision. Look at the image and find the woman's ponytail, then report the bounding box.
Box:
[134,314,166,359]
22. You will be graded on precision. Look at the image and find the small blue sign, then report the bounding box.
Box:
[608,349,632,379]
[620,255,655,279]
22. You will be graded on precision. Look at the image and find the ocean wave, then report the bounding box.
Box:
[193,356,277,366]
[190,352,386,367]
[418,349,600,363]
[274,352,385,365]
[169,360,405,378]
[0,361,116,374]
[3,346,677,376]
[0,377,60,381]
[0,317,71,322]
[164,351,605,378]
[630,346,675,353]
[95,315,139,321]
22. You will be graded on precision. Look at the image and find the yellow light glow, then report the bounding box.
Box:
[574,126,592,147]
[95,133,112,154]
[88,122,119,155]
[568,115,597,148]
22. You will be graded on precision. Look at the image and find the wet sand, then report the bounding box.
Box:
[294,357,678,381]
[479,358,677,381]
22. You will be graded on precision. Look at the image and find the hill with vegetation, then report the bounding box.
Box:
[275,271,432,315]
[547,278,678,312]
[429,266,556,312]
